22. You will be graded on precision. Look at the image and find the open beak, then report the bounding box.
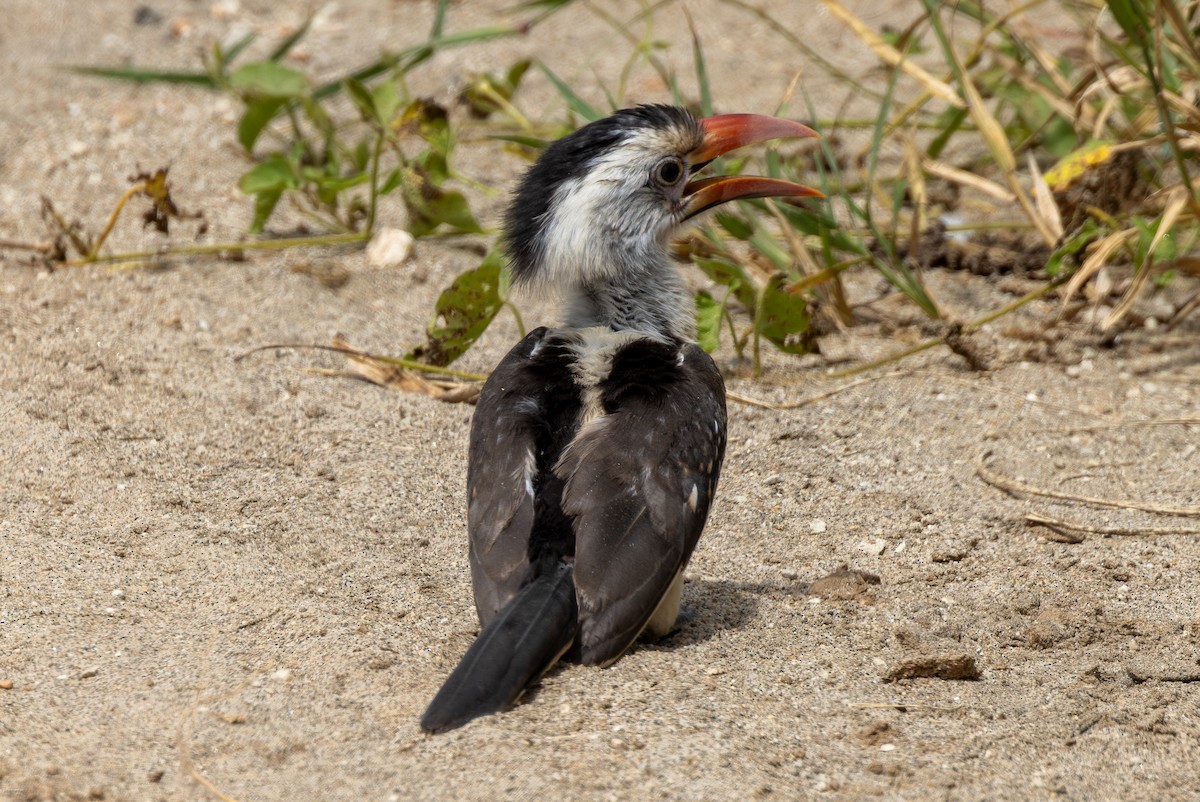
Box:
[683,113,823,220]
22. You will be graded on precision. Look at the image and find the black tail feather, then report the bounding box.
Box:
[420,562,578,733]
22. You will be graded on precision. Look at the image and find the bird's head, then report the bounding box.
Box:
[504,104,822,294]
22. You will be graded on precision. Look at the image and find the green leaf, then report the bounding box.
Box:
[463,59,532,118]
[776,202,865,256]
[506,59,532,93]
[749,224,792,273]
[411,248,506,366]
[237,97,286,152]
[372,81,403,126]
[345,78,378,122]
[229,61,308,98]
[694,256,757,311]
[755,275,810,354]
[714,211,752,240]
[238,156,300,195]
[299,96,335,139]
[695,290,723,353]
[350,137,372,173]
[411,188,483,236]
[309,171,364,194]
[378,168,404,196]
[1104,0,1151,48]
[248,189,283,233]
[1045,220,1099,276]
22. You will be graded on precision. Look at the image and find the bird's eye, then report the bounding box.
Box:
[653,158,684,187]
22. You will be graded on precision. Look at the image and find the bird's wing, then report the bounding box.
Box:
[558,342,727,665]
[466,328,548,625]
[467,328,582,626]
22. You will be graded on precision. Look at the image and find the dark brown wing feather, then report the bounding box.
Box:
[467,328,581,626]
[558,342,727,665]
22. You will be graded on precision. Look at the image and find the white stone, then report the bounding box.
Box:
[367,228,415,268]
[857,538,886,556]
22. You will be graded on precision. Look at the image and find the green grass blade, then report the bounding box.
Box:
[685,9,713,117]
[430,0,450,39]
[268,17,311,61]
[537,60,602,121]
[66,66,216,87]
[224,30,258,64]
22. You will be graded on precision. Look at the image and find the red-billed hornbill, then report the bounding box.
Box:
[420,105,821,733]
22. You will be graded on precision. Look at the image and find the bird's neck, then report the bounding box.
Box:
[562,254,696,342]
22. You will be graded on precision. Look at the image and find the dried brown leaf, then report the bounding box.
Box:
[1027,152,1064,241]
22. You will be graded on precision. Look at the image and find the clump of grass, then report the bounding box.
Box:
[13,0,1198,382]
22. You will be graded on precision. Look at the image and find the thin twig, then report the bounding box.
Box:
[777,373,899,408]
[235,607,282,631]
[61,231,369,267]
[1067,417,1200,433]
[725,390,782,410]
[977,452,1200,517]
[233,342,488,383]
[1026,512,1200,538]
[0,237,53,253]
[88,182,145,259]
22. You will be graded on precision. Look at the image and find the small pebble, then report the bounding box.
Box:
[366,228,415,268]
[858,538,886,556]
[0,679,13,690]
[879,743,896,752]
[271,668,292,682]
[809,519,827,534]
[134,5,162,25]
[210,0,240,19]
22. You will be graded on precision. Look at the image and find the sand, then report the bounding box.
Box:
[2,2,1199,800]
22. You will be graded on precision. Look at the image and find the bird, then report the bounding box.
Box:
[420,104,821,733]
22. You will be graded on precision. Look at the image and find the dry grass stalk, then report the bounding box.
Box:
[921,159,1015,201]
[1027,152,1064,241]
[1026,512,1200,539]
[977,453,1200,517]
[822,0,964,109]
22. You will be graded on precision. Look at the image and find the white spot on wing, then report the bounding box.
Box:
[687,483,698,512]
[515,447,536,498]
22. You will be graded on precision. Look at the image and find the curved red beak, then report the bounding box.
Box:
[683,113,823,220]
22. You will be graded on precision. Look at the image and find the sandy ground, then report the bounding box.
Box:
[3,2,1200,800]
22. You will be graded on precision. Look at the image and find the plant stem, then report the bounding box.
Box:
[235,342,488,382]
[504,300,526,338]
[88,181,146,260]
[63,231,368,267]
[367,127,385,234]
